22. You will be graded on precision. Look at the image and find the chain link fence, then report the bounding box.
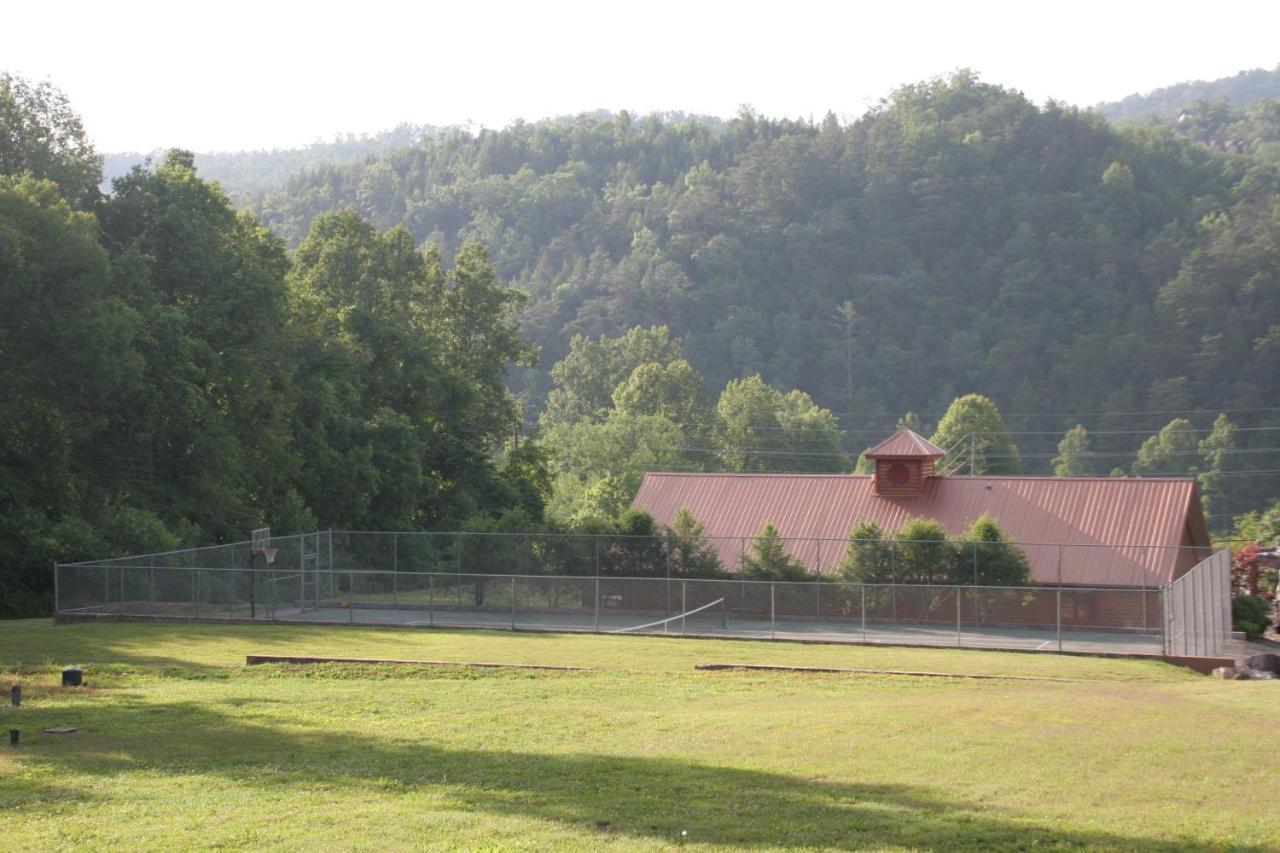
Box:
[48,529,1218,655]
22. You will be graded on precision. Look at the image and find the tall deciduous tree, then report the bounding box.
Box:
[1132,418,1200,476]
[1052,425,1093,477]
[716,375,847,472]
[930,394,1020,475]
[0,72,102,207]
[541,326,684,430]
[1197,414,1236,518]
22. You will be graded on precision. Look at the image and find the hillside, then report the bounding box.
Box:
[101,123,441,197]
[249,74,1280,455]
[1095,65,1280,121]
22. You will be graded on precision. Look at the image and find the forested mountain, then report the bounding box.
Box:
[249,73,1280,477]
[101,124,442,198]
[1128,98,1280,167]
[1095,66,1280,122]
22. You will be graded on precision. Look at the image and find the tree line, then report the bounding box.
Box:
[0,74,544,615]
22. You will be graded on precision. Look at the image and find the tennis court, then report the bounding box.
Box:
[222,599,1162,655]
[54,529,1232,658]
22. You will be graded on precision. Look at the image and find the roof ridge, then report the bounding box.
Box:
[642,472,1196,483]
[864,428,946,459]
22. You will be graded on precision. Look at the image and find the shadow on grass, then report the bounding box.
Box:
[10,695,1239,850]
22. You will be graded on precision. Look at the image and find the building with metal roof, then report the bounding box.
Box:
[632,429,1212,587]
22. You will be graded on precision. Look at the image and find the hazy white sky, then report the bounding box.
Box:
[5,0,1278,152]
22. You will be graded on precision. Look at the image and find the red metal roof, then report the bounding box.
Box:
[864,428,946,459]
[633,473,1211,586]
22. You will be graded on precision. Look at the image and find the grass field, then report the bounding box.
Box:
[1,620,1276,850]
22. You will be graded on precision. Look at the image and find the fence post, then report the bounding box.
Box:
[118,565,125,615]
[770,583,776,640]
[815,582,821,621]
[194,570,200,620]
[1056,587,1063,652]
[429,573,435,626]
[594,575,600,633]
[891,542,897,622]
[1141,576,1148,634]
[682,580,687,635]
[955,586,962,647]
[972,542,978,586]
[666,532,673,621]
[456,535,463,612]
[1161,586,1169,655]
[149,556,156,616]
[511,575,516,630]
[861,584,867,643]
[393,533,398,608]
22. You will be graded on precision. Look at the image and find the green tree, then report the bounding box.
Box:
[716,375,847,472]
[542,411,687,523]
[103,150,294,539]
[0,175,146,613]
[741,523,811,581]
[835,521,894,583]
[667,507,724,578]
[1197,414,1236,519]
[958,514,1031,585]
[893,518,956,584]
[0,72,102,207]
[288,210,535,529]
[1052,425,1093,477]
[541,326,684,430]
[929,395,1020,475]
[612,358,715,440]
[1132,418,1199,476]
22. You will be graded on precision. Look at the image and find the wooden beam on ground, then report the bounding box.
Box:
[694,663,1088,682]
[245,654,588,671]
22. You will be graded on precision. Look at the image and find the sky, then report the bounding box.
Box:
[4,0,1279,153]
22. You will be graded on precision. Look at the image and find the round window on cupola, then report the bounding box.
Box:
[887,463,911,486]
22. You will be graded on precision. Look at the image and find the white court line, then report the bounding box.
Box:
[1036,640,1054,650]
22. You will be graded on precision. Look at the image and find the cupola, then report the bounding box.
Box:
[864,428,946,496]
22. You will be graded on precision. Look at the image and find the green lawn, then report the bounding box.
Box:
[0,620,1274,850]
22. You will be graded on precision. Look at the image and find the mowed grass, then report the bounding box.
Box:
[0,620,1276,850]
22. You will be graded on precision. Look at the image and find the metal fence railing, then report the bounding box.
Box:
[55,531,1234,657]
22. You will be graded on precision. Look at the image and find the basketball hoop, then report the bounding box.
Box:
[261,547,278,565]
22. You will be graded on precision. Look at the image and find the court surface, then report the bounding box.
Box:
[263,605,1164,655]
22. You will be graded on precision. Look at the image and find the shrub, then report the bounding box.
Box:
[667,507,725,578]
[835,521,893,583]
[742,523,811,581]
[1232,595,1272,639]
